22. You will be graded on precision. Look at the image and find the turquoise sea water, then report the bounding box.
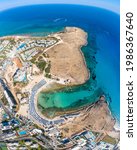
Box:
[0,4,120,120]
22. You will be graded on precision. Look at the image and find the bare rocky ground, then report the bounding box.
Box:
[46,27,89,85]
[59,96,119,141]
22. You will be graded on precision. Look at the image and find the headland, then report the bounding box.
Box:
[0,27,119,149]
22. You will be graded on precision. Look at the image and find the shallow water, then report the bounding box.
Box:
[0,4,120,120]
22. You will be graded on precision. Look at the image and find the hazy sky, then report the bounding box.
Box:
[0,0,119,14]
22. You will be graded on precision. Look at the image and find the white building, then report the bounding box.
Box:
[3,90,17,110]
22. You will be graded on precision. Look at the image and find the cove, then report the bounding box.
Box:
[0,4,120,120]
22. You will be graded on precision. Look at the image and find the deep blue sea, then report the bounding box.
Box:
[0,4,120,121]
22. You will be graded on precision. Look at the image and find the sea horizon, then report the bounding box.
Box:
[0,4,120,121]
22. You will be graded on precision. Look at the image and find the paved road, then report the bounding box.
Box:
[29,79,64,127]
[0,136,53,149]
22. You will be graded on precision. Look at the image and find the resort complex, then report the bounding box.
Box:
[0,27,120,150]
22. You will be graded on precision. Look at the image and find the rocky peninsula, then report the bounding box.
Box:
[0,26,119,145]
[46,27,89,86]
[0,27,90,116]
[59,96,120,140]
